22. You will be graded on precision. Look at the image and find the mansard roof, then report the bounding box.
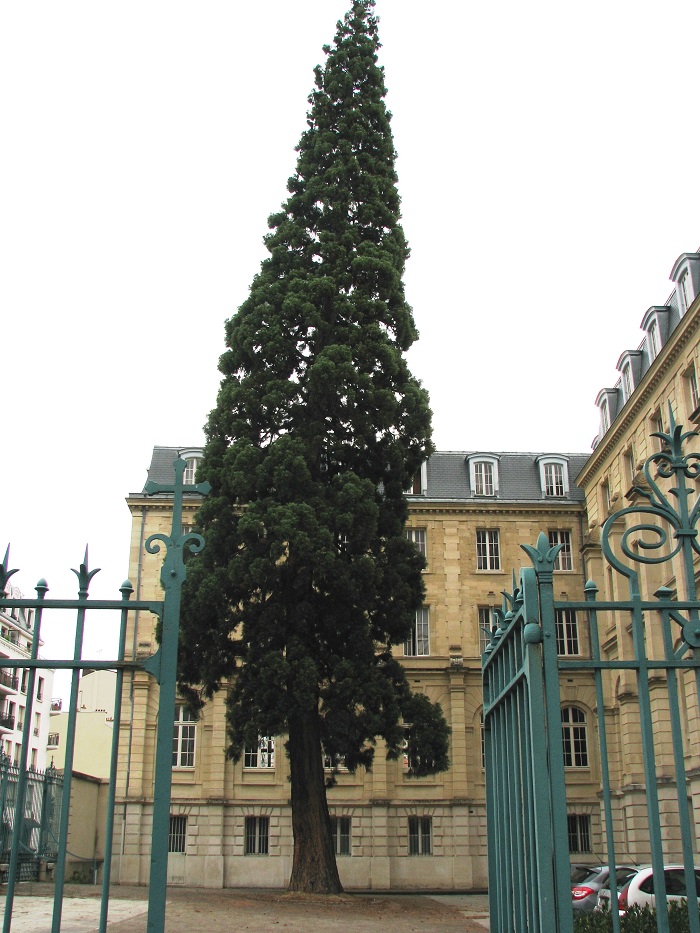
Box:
[135,446,588,504]
[425,451,588,502]
[592,248,700,448]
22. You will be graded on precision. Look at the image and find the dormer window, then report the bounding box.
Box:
[681,271,694,312]
[648,320,659,360]
[616,350,642,407]
[467,455,500,497]
[595,386,620,440]
[670,252,699,316]
[545,462,564,496]
[406,461,428,496]
[641,306,670,364]
[622,364,633,402]
[536,456,569,498]
[475,462,494,495]
[179,447,203,486]
[184,458,200,484]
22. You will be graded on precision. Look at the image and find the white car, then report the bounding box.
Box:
[597,864,700,914]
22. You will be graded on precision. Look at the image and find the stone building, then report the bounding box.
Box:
[113,446,596,890]
[577,248,700,862]
[0,591,54,771]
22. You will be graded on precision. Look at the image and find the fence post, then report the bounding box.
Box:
[523,533,573,933]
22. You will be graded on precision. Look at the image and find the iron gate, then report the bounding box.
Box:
[483,411,700,933]
[0,457,208,932]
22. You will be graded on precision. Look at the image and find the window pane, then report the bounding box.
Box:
[555,609,579,656]
[478,607,492,654]
[421,817,432,855]
[258,816,269,855]
[477,530,500,571]
[405,608,429,657]
[168,815,187,853]
[406,527,427,558]
[408,817,419,855]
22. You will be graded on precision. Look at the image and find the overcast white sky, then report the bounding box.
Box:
[2,0,699,687]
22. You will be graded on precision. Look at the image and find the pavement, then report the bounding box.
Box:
[0,884,491,932]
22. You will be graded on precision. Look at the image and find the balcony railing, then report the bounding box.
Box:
[0,671,18,692]
[0,715,15,731]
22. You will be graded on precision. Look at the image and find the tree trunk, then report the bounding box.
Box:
[287,709,343,893]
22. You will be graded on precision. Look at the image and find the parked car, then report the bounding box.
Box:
[597,864,700,915]
[571,863,638,914]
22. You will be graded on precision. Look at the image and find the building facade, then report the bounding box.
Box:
[577,248,700,863]
[113,446,597,890]
[48,669,116,779]
[0,591,53,771]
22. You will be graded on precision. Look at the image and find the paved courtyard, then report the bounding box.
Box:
[0,885,490,932]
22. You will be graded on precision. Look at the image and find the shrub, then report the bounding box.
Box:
[573,902,696,932]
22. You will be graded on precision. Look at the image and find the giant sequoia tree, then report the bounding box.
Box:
[179,0,449,893]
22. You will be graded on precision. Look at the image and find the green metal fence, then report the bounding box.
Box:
[483,411,700,933]
[0,760,63,882]
[0,457,208,932]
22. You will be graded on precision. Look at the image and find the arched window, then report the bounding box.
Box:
[561,706,588,767]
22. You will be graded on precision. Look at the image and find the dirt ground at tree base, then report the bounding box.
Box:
[2,883,491,932]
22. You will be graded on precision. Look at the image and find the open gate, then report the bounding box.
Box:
[0,457,208,932]
[483,411,700,933]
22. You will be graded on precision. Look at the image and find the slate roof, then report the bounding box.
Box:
[136,446,589,503]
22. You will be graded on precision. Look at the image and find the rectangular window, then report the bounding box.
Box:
[478,607,492,654]
[244,736,276,769]
[681,271,694,311]
[47,732,59,748]
[408,816,432,855]
[474,461,494,496]
[651,410,666,451]
[623,446,636,488]
[622,364,633,402]
[544,462,565,497]
[323,752,348,771]
[244,816,269,855]
[548,531,572,571]
[648,320,659,359]
[331,816,351,856]
[20,670,28,694]
[406,527,427,559]
[555,609,579,656]
[172,705,197,769]
[404,608,430,657]
[184,458,200,485]
[33,712,40,737]
[686,364,700,415]
[476,530,500,571]
[567,814,591,854]
[36,677,44,701]
[168,815,187,853]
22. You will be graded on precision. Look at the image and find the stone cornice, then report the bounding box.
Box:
[407,501,585,518]
[578,298,700,487]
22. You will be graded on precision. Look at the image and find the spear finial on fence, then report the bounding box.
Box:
[71,546,100,597]
[0,545,19,598]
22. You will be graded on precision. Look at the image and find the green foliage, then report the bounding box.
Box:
[574,903,697,932]
[179,0,448,780]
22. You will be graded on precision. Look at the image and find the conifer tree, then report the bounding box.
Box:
[179,0,449,893]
